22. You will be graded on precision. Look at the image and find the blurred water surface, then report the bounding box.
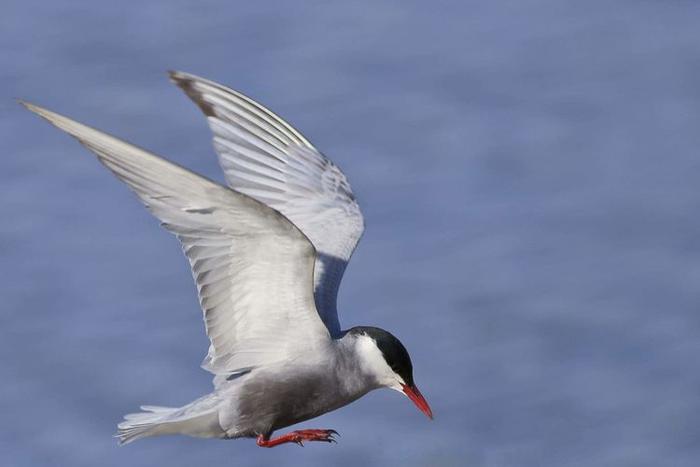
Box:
[2,1,700,466]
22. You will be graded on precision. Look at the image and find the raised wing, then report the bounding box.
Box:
[169,72,365,336]
[22,102,330,376]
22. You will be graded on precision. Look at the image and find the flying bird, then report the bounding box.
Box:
[21,72,432,448]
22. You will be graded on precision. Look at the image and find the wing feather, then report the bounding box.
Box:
[22,101,330,375]
[170,71,365,336]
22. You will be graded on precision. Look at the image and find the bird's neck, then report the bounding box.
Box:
[332,330,383,396]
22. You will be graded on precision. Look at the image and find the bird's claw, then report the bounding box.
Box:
[293,429,338,446]
[258,429,339,448]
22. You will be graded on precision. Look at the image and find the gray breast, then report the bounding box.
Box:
[232,366,368,437]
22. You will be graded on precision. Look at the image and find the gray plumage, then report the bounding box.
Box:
[21,72,429,446]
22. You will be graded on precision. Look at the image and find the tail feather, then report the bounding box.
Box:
[117,399,224,445]
[117,406,178,444]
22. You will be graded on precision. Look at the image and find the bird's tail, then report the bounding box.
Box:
[116,395,224,445]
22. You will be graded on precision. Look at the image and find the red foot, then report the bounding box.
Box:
[256,429,339,448]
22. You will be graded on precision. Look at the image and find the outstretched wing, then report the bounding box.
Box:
[169,72,365,336]
[22,102,331,376]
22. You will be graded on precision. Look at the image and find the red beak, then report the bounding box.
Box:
[402,384,433,419]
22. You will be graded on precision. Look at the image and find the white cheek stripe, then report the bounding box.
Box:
[355,335,403,387]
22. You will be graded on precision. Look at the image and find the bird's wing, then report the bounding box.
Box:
[22,102,331,376]
[169,72,365,336]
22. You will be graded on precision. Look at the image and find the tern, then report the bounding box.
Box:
[21,72,432,448]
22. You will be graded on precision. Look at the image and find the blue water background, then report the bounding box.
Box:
[2,1,700,466]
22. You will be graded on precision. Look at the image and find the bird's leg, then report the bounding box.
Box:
[256,429,339,448]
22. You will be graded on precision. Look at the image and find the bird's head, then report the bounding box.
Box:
[349,326,432,419]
